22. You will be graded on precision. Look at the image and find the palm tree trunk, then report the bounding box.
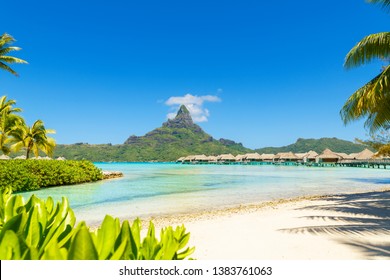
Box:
[26,146,30,159]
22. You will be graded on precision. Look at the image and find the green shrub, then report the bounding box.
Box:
[0,189,194,260]
[0,160,103,192]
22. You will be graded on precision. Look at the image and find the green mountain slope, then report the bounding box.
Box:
[53,106,372,162]
[255,137,372,154]
[54,105,251,162]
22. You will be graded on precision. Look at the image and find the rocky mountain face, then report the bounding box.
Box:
[163,105,198,129]
[123,105,250,159]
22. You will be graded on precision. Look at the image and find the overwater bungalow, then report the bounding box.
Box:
[176,156,185,163]
[355,148,375,160]
[235,154,246,163]
[274,152,298,162]
[336,152,354,160]
[259,153,275,162]
[0,154,11,160]
[217,154,236,163]
[295,153,307,163]
[207,155,218,163]
[193,154,209,163]
[316,148,343,163]
[183,155,196,163]
[245,153,262,162]
[305,150,318,162]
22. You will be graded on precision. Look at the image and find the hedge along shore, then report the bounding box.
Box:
[0,159,104,192]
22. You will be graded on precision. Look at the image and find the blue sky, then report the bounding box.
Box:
[1,0,389,149]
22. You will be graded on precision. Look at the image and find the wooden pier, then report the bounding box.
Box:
[179,160,390,169]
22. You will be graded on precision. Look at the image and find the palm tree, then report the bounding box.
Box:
[0,96,22,155]
[0,33,28,76]
[10,120,56,159]
[340,0,390,133]
[0,95,22,114]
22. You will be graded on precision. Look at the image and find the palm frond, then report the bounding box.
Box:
[367,0,390,10]
[0,46,21,56]
[0,62,18,76]
[0,33,14,45]
[344,32,390,69]
[0,56,27,64]
[341,65,390,132]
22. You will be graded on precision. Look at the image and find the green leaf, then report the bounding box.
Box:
[94,215,117,260]
[0,212,26,240]
[115,220,134,260]
[24,205,41,248]
[109,240,127,260]
[68,223,98,260]
[4,194,24,222]
[0,230,21,260]
[41,240,67,260]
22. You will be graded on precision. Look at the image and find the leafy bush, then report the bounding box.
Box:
[0,189,194,260]
[0,160,103,192]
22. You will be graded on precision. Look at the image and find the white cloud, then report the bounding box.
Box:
[165,93,221,122]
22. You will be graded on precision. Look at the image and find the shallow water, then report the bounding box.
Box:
[20,163,390,224]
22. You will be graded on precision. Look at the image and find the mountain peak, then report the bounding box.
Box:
[163,105,196,129]
[177,104,190,116]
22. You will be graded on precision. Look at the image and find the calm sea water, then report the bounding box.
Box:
[20,163,390,224]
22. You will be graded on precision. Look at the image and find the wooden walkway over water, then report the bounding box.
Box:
[180,160,390,169]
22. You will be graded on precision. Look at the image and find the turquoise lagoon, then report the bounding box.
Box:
[20,163,390,225]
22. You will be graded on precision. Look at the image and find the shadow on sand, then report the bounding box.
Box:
[280,190,390,258]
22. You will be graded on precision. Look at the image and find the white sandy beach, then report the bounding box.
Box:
[149,190,390,260]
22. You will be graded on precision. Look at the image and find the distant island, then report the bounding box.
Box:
[53,105,371,162]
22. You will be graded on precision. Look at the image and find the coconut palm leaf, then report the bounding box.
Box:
[341,65,390,131]
[0,33,27,76]
[368,0,390,9]
[344,32,390,69]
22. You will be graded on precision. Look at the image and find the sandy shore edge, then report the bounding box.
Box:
[136,188,390,260]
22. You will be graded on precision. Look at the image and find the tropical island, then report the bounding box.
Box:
[1,0,390,269]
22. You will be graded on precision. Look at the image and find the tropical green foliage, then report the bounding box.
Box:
[54,134,251,162]
[52,137,371,162]
[0,95,56,158]
[0,96,22,155]
[0,33,27,76]
[0,160,103,192]
[0,189,194,260]
[10,119,56,159]
[340,1,390,132]
[255,137,372,154]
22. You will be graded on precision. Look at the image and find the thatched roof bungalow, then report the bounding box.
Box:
[335,153,354,160]
[183,155,196,163]
[317,148,343,163]
[274,152,298,162]
[259,153,275,162]
[355,148,375,160]
[207,156,218,163]
[245,153,261,162]
[217,154,236,163]
[306,150,318,162]
[235,154,246,162]
[176,156,185,162]
[194,154,209,162]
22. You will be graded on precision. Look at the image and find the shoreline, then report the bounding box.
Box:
[131,188,390,260]
[138,187,390,227]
